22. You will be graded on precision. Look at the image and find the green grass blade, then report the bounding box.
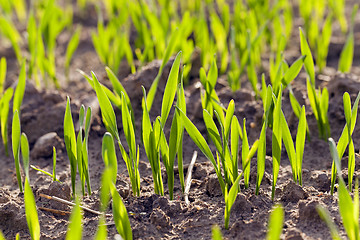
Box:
[100,167,112,212]
[12,110,22,192]
[24,179,40,240]
[168,112,179,200]
[1,87,13,155]
[281,112,297,182]
[212,225,223,240]
[65,26,81,76]
[64,97,77,196]
[21,133,30,180]
[0,230,5,240]
[95,215,107,240]
[78,69,121,109]
[338,178,356,239]
[296,106,306,185]
[256,122,267,195]
[224,173,242,229]
[146,29,179,111]
[343,93,351,126]
[65,198,82,240]
[105,67,134,123]
[316,205,341,240]
[121,93,136,161]
[266,204,284,240]
[224,100,235,140]
[203,109,222,153]
[338,5,357,73]
[13,61,26,113]
[230,116,240,182]
[299,28,315,86]
[102,132,118,184]
[92,72,119,140]
[111,184,133,240]
[0,57,6,94]
[52,147,56,181]
[339,34,354,72]
[348,140,355,191]
[242,118,250,188]
[282,55,306,87]
[161,51,182,126]
[272,90,283,200]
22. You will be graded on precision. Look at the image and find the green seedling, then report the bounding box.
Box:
[141,51,183,199]
[271,54,306,96]
[177,105,251,228]
[30,165,61,183]
[330,91,360,194]
[266,204,284,240]
[256,85,273,195]
[224,173,243,229]
[288,86,310,140]
[52,147,57,181]
[281,105,307,185]
[27,12,45,87]
[210,11,228,73]
[24,179,40,240]
[39,0,72,88]
[0,17,22,64]
[212,225,223,240]
[100,164,133,239]
[300,27,330,140]
[321,138,360,239]
[20,133,29,180]
[65,197,82,240]
[241,118,259,188]
[329,0,347,33]
[176,106,225,195]
[94,214,107,240]
[199,57,224,121]
[316,14,332,72]
[92,72,140,196]
[111,181,133,240]
[1,87,13,155]
[271,88,283,200]
[0,230,5,240]
[102,132,118,184]
[12,110,22,192]
[65,26,82,79]
[64,97,77,195]
[317,206,341,240]
[338,5,358,73]
[13,61,26,114]
[145,28,179,111]
[64,97,92,196]
[77,104,92,195]
[27,145,58,182]
[173,76,187,194]
[299,27,315,85]
[92,20,135,74]
[0,57,6,94]
[202,100,248,187]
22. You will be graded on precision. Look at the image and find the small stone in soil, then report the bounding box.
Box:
[31,132,64,159]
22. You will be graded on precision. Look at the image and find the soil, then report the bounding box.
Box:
[1,1,360,240]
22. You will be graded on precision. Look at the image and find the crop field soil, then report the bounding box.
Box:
[1,0,360,239]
